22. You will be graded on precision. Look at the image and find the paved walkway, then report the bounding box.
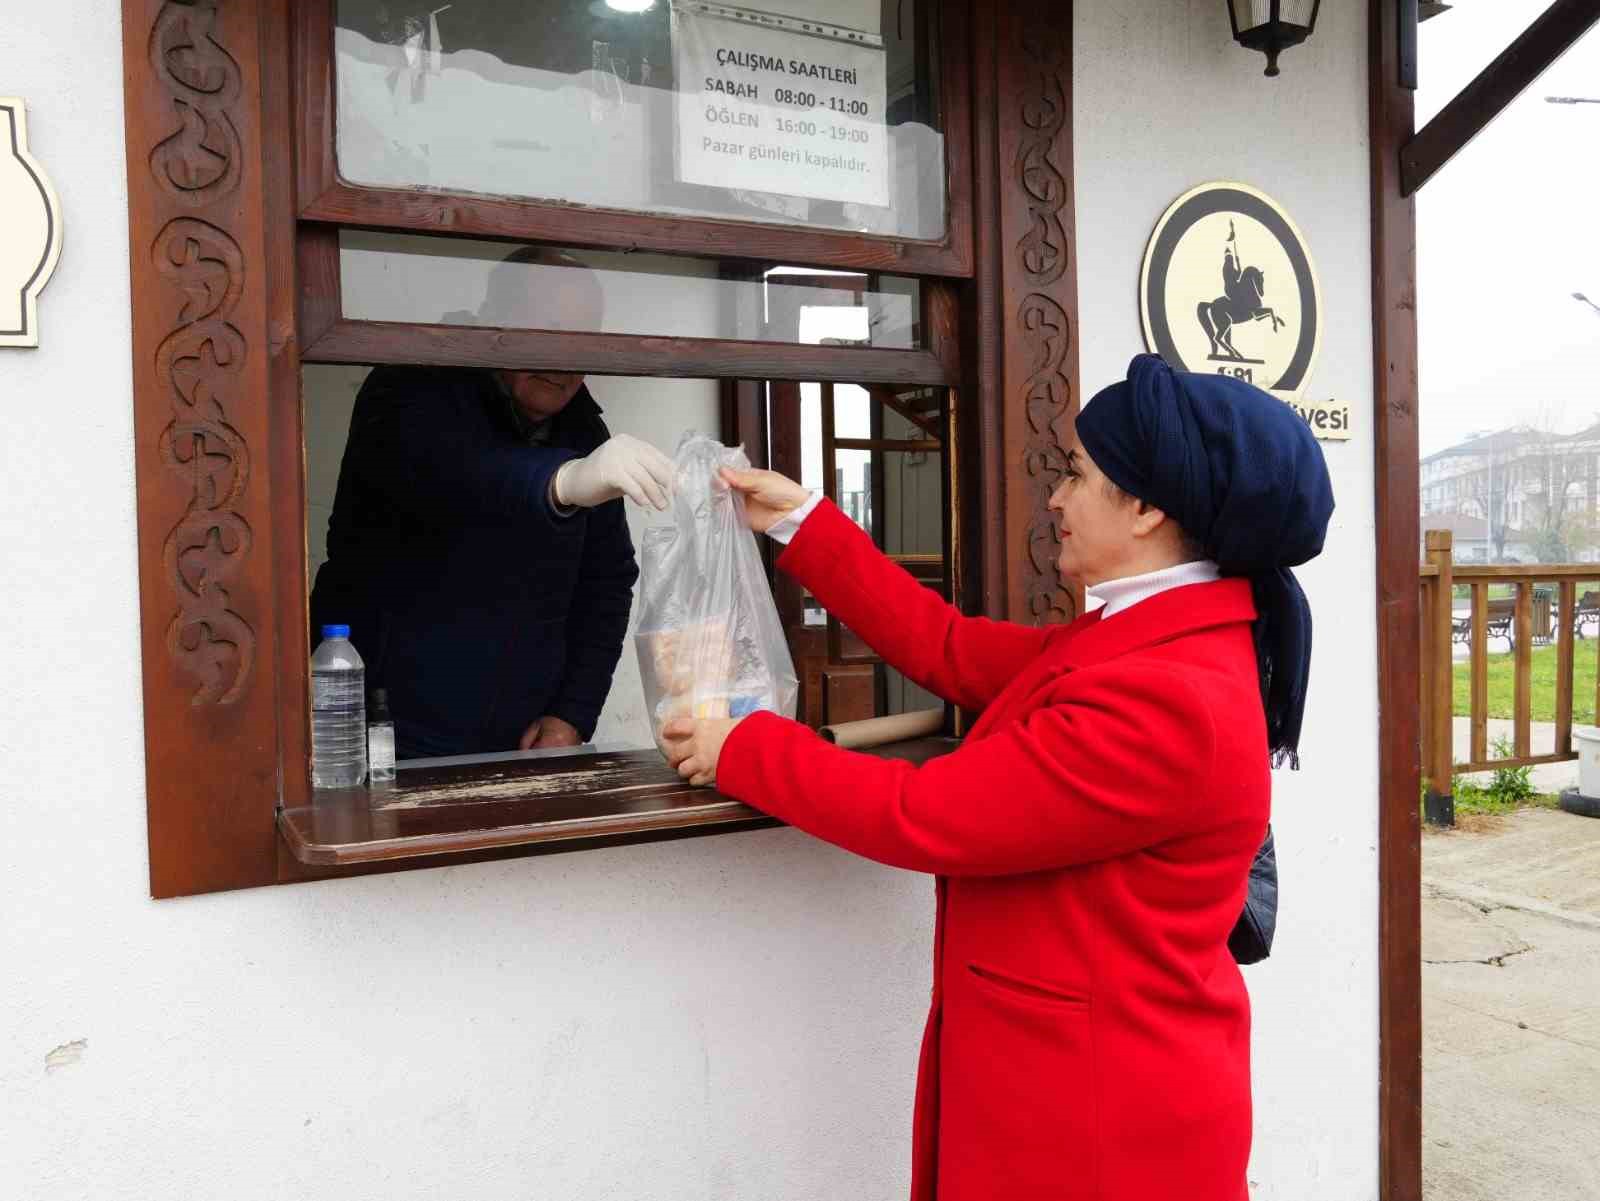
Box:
[1424,808,1600,1200]
[1448,717,1580,794]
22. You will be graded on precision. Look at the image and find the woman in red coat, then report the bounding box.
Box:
[662,355,1333,1201]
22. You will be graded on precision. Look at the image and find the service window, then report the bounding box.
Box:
[283,234,962,867]
[125,0,982,895]
[299,365,951,757]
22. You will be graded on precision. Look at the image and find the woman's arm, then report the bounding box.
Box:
[775,498,1055,712]
[712,662,1241,877]
[723,466,1056,710]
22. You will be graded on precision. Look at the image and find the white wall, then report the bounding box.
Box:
[1,3,1379,1199]
[1075,2,1379,1198]
[1,7,930,1200]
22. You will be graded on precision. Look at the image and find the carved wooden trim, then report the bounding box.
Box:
[150,6,255,704]
[127,0,282,896]
[154,215,255,705]
[970,0,1081,626]
[1006,2,1076,627]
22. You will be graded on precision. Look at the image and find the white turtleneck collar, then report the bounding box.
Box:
[1087,560,1222,619]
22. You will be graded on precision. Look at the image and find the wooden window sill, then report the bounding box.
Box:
[278,737,958,867]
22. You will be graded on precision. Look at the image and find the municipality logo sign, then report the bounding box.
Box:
[1,98,63,349]
[1140,182,1322,401]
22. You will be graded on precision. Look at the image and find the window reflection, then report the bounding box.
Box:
[339,230,922,347]
[335,0,947,239]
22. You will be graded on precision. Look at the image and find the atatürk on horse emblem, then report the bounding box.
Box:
[1140,181,1322,400]
[1199,220,1285,364]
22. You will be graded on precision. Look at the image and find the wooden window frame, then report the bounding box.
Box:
[297,225,959,387]
[124,0,1078,933]
[293,0,975,279]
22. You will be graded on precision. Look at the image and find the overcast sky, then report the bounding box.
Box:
[1416,2,1600,457]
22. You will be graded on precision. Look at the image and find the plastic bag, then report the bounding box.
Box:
[635,433,799,751]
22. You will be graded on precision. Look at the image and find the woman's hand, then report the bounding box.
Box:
[719,467,810,534]
[661,716,745,787]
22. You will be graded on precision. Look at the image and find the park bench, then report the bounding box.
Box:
[1452,590,1600,651]
[1577,590,1600,640]
[1452,597,1516,651]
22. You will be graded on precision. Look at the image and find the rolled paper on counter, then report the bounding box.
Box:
[819,708,945,750]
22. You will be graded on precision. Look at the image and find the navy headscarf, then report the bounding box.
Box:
[1076,355,1334,768]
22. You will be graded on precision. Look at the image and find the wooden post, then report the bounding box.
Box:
[1374,0,1425,1189]
[1424,531,1455,826]
[1514,581,1533,759]
[1470,581,1488,764]
[1557,581,1577,757]
[1419,574,1434,779]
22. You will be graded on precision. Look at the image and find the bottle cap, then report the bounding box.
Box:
[321,623,351,639]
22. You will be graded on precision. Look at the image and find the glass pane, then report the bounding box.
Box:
[339,230,922,348]
[798,381,869,496]
[303,360,723,758]
[335,0,947,239]
[792,382,944,635]
[884,665,941,715]
[881,406,942,555]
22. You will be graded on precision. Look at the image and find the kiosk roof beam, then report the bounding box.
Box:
[1400,0,1600,195]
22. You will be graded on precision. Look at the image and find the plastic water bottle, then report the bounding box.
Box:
[311,624,366,789]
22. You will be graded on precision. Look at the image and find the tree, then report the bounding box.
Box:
[1522,442,1592,563]
[1454,435,1516,560]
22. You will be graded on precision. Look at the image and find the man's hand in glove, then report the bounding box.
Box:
[553,434,675,511]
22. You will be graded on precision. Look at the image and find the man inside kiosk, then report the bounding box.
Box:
[309,250,675,760]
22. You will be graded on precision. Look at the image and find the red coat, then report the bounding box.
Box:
[718,500,1269,1201]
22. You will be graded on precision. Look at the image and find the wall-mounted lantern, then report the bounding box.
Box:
[1228,0,1321,77]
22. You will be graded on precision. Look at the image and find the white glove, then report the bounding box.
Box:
[554,434,675,511]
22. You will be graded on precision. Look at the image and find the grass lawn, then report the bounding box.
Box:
[1450,785,1560,817]
[1451,584,1519,602]
[1452,641,1600,724]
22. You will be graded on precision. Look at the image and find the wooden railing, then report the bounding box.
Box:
[1419,528,1600,823]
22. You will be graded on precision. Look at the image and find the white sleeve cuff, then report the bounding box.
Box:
[765,491,824,545]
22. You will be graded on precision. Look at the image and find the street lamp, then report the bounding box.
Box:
[1227,0,1321,77]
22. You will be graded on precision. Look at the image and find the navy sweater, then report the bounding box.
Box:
[309,367,638,758]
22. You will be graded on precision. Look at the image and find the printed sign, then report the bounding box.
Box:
[0,98,63,349]
[1140,182,1337,435]
[671,2,888,208]
[1286,397,1352,442]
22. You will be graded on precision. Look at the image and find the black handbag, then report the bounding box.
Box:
[1228,826,1278,965]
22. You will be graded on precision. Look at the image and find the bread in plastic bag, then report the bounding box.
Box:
[635,433,799,752]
